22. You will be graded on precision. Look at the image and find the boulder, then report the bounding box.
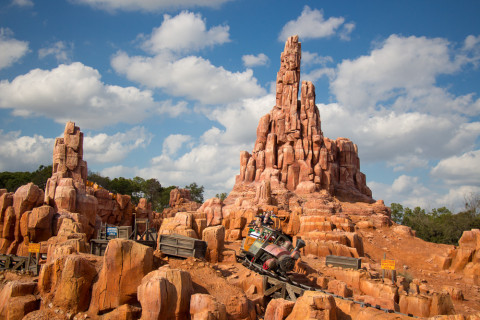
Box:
[52,255,98,313]
[190,294,227,320]
[138,266,194,320]
[285,291,336,320]
[203,225,225,263]
[0,281,40,320]
[27,205,54,242]
[264,298,295,320]
[90,239,153,314]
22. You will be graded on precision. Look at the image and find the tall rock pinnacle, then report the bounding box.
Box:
[233,35,373,203]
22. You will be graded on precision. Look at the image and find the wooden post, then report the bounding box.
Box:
[382,253,386,280]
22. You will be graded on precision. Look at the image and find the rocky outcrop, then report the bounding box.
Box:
[138,266,194,320]
[230,35,372,205]
[38,253,101,314]
[436,229,480,285]
[190,294,227,320]
[90,239,154,314]
[44,122,98,239]
[0,281,40,320]
[163,188,202,218]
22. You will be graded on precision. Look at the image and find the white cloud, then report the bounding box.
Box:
[331,34,480,115]
[0,130,54,172]
[162,134,192,156]
[460,35,480,68]
[99,94,273,198]
[112,52,265,105]
[84,127,153,164]
[319,103,480,165]
[38,41,74,63]
[279,6,354,42]
[0,62,161,129]
[301,51,333,66]
[70,0,231,12]
[0,28,29,70]
[156,100,189,117]
[242,53,269,67]
[369,175,437,209]
[141,11,230,54]
[369,175,480,212]
[431,150,480,186]
[339,22,355,41]
[111,12,265,105]
[11,0,33,7]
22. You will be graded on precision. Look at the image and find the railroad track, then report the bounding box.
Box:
[236,254,417,318]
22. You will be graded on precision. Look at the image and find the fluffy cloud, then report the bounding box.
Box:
[279,6,354,41]
[0,130,54,171]
[11,0,33,7]
[242,53,269,67]
[302,51,333,66]
[0,62,161,129]
[112,51,265,106]
[84,127,153,164]
[70,0,231,12]
[369,175,480,211]
[0,28,29,70]
[369,175,436,209]
[38,41,74,63]
[141,11,230,54]
[431,150,480,186]
[162,134,192,156]
[156,100,189,117]
[111,11,265,105]
[100,94,273,198]
[331,34,480,115]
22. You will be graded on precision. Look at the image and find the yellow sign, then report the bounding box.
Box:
[28,243,40,253]
[381,259,395,270]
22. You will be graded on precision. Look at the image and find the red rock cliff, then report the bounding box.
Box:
[232,35,372,203]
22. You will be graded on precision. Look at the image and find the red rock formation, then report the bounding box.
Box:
[90,239,153,314]
[190,294,227,320]
[0,281,40,320]
[162,188,201,219]
[138,266,194,320]
[44,122,98,239]
[230,35,372,204]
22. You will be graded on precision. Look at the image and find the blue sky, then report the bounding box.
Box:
[0,0,479,211]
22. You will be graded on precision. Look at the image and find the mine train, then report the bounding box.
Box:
[238,214,306,276]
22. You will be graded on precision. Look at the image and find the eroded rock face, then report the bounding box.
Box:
[138,266,194,320]
[0,281,40,320]
[231,35,372,205]
[285,291,336,320]
[190,294,227,320]
[90,239,153,314]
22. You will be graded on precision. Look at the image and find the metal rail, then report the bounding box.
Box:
[237,255,417,318]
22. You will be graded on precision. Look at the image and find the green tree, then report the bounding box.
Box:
[31,165,53,190]
[87,171,112,190]
[0,165,52,192]
[142,178,163,211]
[390,203,404,224]
[185,182,204,203]
[215,192,227,201]
[160,185,176,209]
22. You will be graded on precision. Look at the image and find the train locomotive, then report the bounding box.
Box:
[237,215,305,276]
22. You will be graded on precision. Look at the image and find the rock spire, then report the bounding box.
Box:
[234,35,372,203]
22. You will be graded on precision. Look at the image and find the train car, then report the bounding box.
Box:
[238,222,305,276]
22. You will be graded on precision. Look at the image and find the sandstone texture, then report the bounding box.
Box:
[230,35,372,205]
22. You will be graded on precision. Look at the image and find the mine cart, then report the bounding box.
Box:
[237,222,305,276]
